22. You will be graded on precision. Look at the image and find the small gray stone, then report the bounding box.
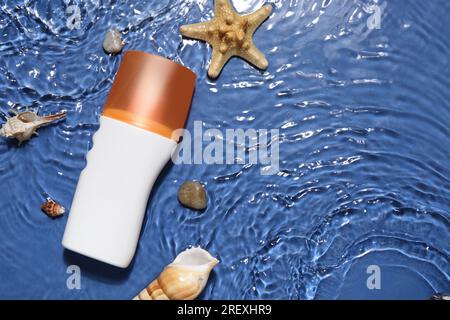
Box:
[103,28,124,54]
[178,181,207,211]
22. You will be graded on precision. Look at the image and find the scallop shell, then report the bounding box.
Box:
[134,247,219,300]
[41,199,65,218]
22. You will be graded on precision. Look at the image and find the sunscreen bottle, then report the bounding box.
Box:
[62,51,196,268]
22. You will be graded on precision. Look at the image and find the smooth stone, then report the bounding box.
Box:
[102,28,124,54]
[178,181,207,211]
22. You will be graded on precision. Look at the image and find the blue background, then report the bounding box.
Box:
[0,0,449,299]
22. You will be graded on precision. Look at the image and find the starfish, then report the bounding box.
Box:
[180,0,272,78]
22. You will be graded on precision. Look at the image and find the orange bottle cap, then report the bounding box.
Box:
[102,51,196,140]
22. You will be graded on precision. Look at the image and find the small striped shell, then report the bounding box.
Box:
[134,247,219,300]
[41,199,65,218]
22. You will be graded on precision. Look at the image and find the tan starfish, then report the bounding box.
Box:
[180,0,272,78]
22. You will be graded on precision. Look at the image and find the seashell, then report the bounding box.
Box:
[134,247,219,300]
[41,199,65,218]
[0,110,66,145]
[103,28,124,54]
[178,181,207,211]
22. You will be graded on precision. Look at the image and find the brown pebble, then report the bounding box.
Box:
[41,199,65,218]
[178,181,207,211]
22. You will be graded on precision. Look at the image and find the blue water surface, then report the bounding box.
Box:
[0,0,449,299]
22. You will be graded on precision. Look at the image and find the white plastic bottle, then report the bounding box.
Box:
[62,51,196,268]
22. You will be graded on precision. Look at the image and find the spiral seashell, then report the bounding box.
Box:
[0,110,66,145]
[41,199,65,218]
[134,247,219,300]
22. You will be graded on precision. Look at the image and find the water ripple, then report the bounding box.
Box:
[0,0,448,299]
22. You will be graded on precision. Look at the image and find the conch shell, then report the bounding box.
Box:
[134,247,219,300]
[0,110,66,144]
